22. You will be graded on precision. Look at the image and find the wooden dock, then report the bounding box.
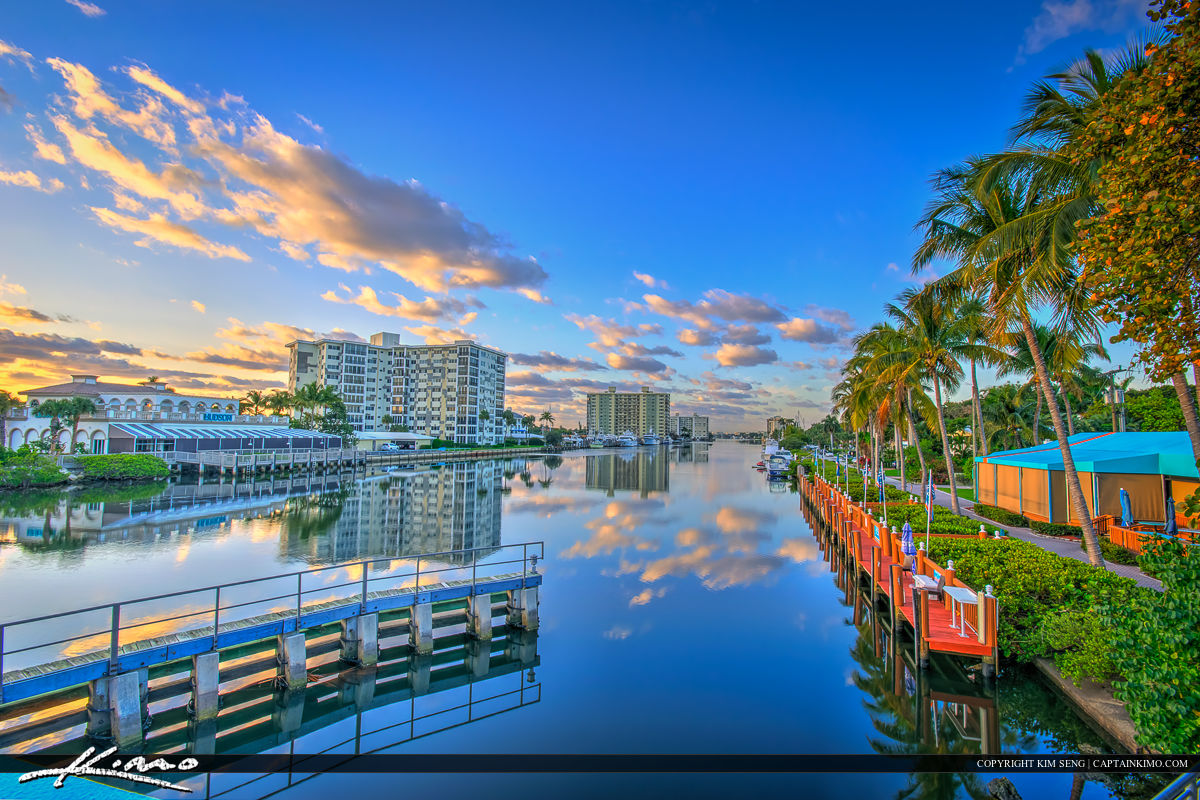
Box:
[800,475,999,669]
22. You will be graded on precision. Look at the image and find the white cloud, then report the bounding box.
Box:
[65,0,106,16]
[1016,0,1149,63]
[0,169,64,193]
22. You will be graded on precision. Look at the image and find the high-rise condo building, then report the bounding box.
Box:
[287,332,506,442]
[669,413,710,439]
[586,386,670,437]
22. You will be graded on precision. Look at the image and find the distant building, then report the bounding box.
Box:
[766,416,789,438]
[670,413,709,439]
[586,386,670,437]
[288,332,507,443]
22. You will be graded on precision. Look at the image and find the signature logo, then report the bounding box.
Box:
[19,746,198,792]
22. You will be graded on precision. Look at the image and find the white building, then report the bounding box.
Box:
[287,333,507,443]
[670,413,710,439]
[4,375,286,452]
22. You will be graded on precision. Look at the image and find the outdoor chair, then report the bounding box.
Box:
[899,553,915,572]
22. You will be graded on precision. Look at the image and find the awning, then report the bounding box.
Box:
[977,431,1199,478]
[110,423,342,441]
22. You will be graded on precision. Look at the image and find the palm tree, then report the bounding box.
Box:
[33,397,97,454]
[240,390,266,416]
[915,162,1105,565]
[882,288,1001,514]
[501,409,517,441]
[265,390,293,416]
[0,390,23,450]
[539,410,554,437]
[981,384,1035,451]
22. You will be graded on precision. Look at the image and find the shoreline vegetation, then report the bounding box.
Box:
[800,460,1197,753]
[0,449,169,490]
[791,1,1200,757]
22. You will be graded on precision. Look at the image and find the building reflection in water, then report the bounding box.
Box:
[281,460,509,566]
[0,459,516,569]
[585,450,670,497]
[0,474,344,549]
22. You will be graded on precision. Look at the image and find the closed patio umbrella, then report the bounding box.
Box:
[901,521,916,557]
[1119,488,1133,528]
[1166,496,1178,536]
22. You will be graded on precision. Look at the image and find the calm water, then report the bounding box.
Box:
[0,443,1160,800]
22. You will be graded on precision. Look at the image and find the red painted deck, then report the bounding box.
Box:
[850,525,992,657]
[805,476,998,662]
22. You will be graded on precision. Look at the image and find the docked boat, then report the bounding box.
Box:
[641,433,661,446]
[615,432,638,447]
[767,453,791,478]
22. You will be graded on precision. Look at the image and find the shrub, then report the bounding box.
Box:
[1080,538,1140,566]
[0,451,68,488]
[1030,521,1080,538]
[974,504,1030,527]
[1103,537,1200,753]
[75,454,169,480]
[924,538,1143,676]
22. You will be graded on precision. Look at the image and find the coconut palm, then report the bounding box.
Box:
[880,288,1003,514]
[240,390,266,416]
[265,390,293,416]
[501,409,517,441]
[33,397,97,454]
[539,410,555,437]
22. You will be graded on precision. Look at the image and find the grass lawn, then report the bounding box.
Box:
[884,469,900,477]
[954,487,975,501]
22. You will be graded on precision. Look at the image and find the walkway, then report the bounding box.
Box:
[884,477,1162,590]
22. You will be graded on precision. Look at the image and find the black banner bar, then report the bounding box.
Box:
[2,753,1197,775]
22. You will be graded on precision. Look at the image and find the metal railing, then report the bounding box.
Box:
[6,409,291,425]
[0,541,544,697]
[1154,773,1199,800]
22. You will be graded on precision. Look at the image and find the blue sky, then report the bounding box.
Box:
[0,0,1153,429]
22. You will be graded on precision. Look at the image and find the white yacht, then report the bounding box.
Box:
[615,432,638,447]
[640,433,661,446]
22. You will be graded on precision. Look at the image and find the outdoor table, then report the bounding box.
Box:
[943,586,978,638]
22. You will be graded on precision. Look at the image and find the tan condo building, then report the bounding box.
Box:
[586,386,670,437]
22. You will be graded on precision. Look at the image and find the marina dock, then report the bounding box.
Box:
[800,475,999,670]
[0,542,543,750]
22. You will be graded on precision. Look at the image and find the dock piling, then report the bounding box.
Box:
[466,593,493,640]
[409,602,434,655]
[190,652,220,721]
[276,632,308,690]
[506,587,539,630]
[340,612,379,666]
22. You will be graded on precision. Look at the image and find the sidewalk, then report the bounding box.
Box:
[883,476,1162,590]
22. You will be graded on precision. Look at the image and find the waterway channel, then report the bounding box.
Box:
[0,442,1164,799]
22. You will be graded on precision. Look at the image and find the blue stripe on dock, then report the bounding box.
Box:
[0,573,541,706]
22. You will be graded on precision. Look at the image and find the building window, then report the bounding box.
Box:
[91,439,105,454]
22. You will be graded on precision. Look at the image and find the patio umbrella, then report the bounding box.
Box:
[1166,496,1178,536]
[1119,488,1133,528]
[901,521,916,557]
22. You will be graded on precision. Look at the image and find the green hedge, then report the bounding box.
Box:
[0,451,68,488]
[1080,538,1140,566]
[1030,520,1081,538]
[974,503,1030,527]
[75,454,170,480]
[924,538,1143,684]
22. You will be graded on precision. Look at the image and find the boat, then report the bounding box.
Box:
[615,432,638,447]
[763,438,780,459]
[767,453,790,478]
[641,433,661,446]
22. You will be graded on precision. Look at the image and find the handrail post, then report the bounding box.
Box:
[296,573,302,621]
[0,625,5,704]
[414,556,421,593]
[360,559,369,612]
[522,544,528,589]
[213,586,221,641]
[109,604,120,670]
